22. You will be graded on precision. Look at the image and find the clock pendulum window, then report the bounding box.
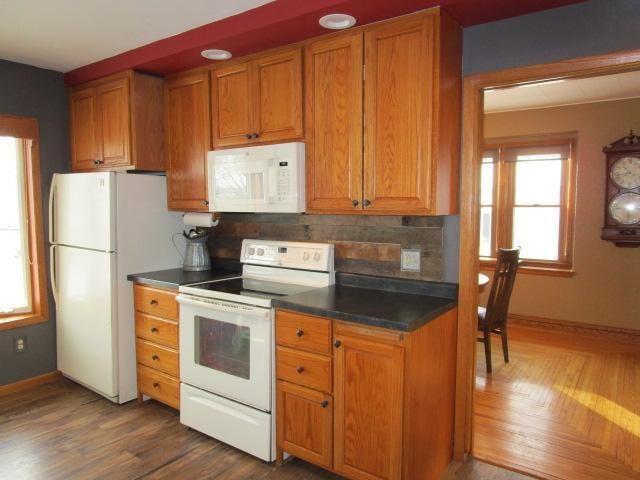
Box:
[601,130,640,247]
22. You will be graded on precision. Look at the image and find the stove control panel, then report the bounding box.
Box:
[241,240,334,272]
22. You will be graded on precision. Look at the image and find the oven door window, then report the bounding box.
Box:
[195,316,250,380]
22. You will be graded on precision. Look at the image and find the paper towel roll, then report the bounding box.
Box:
[183,212,218,227]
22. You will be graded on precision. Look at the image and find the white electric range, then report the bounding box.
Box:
[177,239,334,462]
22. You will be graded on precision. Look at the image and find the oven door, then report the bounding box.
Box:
[177,294,272,412]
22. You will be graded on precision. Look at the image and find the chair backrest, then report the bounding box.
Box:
[485,248,520,330]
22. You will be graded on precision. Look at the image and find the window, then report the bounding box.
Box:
[0,115,48,330]
[480,138,576,275]
[0,137,32,314]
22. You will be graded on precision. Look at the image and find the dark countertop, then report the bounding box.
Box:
[127,260,241,290]
[273,273,458,332]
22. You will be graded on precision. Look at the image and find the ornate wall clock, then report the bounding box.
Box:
[602,131,640,247]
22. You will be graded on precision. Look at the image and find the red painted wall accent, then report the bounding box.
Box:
[64,0,585,85]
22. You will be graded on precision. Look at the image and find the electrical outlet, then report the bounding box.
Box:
[400,248,421,272]
[14,336,27,353]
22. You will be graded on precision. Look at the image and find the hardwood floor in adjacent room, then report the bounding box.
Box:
[474,325,640,480]
[0,378,525,480]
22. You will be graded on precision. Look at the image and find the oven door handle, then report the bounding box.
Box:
[176,294,271,318]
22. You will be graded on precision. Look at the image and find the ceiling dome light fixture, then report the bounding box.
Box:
[201,49,232,60]
[319,13,356,30]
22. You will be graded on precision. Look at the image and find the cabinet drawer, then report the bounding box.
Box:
[277,381,333,470]
[276,310,331,355]
[135,312,178,348]
[277,346,332,393]
[134,284,178,320]
[137,364,180,409]
[136,339,179,377]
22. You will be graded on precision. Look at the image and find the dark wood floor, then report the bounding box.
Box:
[0,378,530,480]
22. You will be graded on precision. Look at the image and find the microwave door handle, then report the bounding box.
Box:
[262,169,271,204]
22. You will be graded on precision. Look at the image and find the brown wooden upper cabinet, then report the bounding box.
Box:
[69,70,164,172]
[164,72,211,212]
[211,47,303,147]
[305,8,462,215]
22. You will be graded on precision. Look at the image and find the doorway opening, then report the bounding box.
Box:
[456,50,640,480]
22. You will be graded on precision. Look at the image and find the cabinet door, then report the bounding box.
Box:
[334,335,404,480]
[164,73,210,211]
[305,32,363,213]
[211,62,254,147]
[277,381,333,470]
[363,14,436,214]
[70,88,100,171]
[253,48,303,143]
[97,78,131,168]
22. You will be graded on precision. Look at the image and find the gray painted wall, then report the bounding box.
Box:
[442,0,640,282]
[0,60,69,385]
[463,0,640,75]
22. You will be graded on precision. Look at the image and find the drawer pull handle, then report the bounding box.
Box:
[149,299,158,305]
[334,340,342,348]
[321,400,329,408]
[150,327,159,333]
[296,366,305,374]
[153,382,160,389]
[152,355,159,361]
[296,329,304,337]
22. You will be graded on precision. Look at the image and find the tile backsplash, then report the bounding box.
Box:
[208,214,445,281]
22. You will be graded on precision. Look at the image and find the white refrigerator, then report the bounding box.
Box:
[50,172,183,403]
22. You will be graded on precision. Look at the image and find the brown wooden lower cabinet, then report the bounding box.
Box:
[277,381,333,470]
[133,283,180,409]
[275,307,458,480]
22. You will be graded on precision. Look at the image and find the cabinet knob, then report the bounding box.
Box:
[296,329,304,337]
[334,340,342,348]
[246,133,253,139]
[152,355,159,361]
[363,199,371,207]
[149,299,158,305]
[297,366,305,374]
[253,133,260,139]
[321,400,329,408]
[203,200,209,206]
[153,382,160,389]
[352,199,359,207]
[150,327,158,333]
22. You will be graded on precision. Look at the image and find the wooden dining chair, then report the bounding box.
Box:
[478,248,520,374]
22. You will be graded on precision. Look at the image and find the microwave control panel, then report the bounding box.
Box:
[276,162,292,200]
[241,240,334,272]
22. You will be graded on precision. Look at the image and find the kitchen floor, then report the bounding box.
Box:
[474,324,640,480]
[0,378,527,480]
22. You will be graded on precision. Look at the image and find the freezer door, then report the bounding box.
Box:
[50,172,115,251]
[54,245,117,399]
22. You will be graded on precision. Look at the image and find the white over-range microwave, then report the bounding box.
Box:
[207,142,305,213]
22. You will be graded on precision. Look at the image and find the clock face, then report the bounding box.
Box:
[609,192,640,225]
[610,156,640,189]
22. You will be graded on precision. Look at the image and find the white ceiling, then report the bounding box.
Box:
[484,69,640,113]
[0,0,273,72]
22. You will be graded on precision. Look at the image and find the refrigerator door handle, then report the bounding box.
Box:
[49,174,57,244]
[50,245,59,305]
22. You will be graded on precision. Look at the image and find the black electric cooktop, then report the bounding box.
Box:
[188,277,319,301]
